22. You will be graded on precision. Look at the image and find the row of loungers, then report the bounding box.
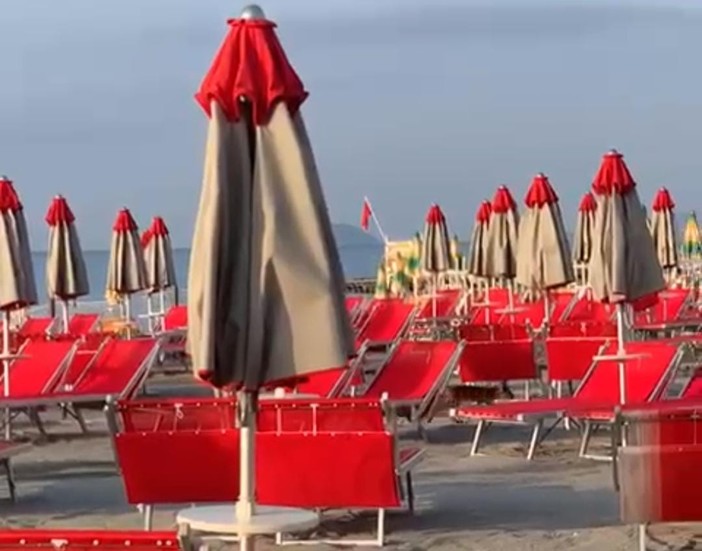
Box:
[0,335,161,500]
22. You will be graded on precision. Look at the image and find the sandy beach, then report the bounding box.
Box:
[2,375,698,550]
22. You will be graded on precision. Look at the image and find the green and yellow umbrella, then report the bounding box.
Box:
[389,253,410,297]
[374,259,389,298]
[450,234,465,270]
[681,212,702,260]
[407,232,422,277]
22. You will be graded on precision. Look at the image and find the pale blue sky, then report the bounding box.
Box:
[1,0,701,249]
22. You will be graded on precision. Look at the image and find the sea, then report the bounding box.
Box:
[30,241,384,306]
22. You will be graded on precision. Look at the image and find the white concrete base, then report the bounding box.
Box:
[176,504,319,536]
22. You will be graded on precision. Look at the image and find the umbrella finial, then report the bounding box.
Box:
[0,175,8,181]
[240,4,266,19]
[607,148,619,156]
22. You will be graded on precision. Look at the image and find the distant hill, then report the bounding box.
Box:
[333,223,382,247]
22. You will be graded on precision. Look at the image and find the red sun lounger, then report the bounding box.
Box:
[0,530,181,551]
[108,397,423,545]
[360,340,464,424]
[0,338,159,411]
[67,313,100,336]
[452,341,682,459]
[163,306,187,331]
[355,299,415,350]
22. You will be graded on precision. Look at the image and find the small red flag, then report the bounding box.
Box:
[360,199,372,232]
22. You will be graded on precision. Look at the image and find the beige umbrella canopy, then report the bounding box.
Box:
[572,192,596,265]
[650,187,678,273]
[484,185,519,280]
[0,177,38,310]
[421,204,451,273]
[468,200,492,278]
[588,150,664,306]
[142,216,177,293]
[45,195,90,330]
[515,173,574,291]
[106,208,147,320]
[188,9,353,391]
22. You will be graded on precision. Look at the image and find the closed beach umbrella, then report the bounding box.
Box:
[421,204,451,273]
[421,204,451,317]
[186,7,353,542]
[143,216,176,292]
[515,173,574,292]
[468,200,492,278]
[485,185,519,281]
[0,177,37,438]
[650,188,678,277]
[45,195,90,331]
[681,212,702,261]
[106,208,147,323]
[573,192,596,265]
[588,150,665,402]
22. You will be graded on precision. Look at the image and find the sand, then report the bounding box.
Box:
[0,383,699,550]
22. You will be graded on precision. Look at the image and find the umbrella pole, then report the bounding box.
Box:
[61,300,70,334]
[616,303,627,404]
[236,389,257,550]
[3,310,10,441]
[125,295,132,339]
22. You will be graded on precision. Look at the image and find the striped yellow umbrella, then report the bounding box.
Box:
[681,212,702,260]
[374,259,389,299]
[389,252,410,297]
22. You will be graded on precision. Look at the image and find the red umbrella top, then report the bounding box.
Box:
[592,149,635,195]
[195,13,308,125]
[524,173,558,208]
[578,192,597,213]
[113,208,139,233]
[141,216,169,248]
[491,185,518,213]
[475,200,492,223]
[45,195,76,226]
[425,203,447,225]
[652,187,675,212]
[0,177,21,213]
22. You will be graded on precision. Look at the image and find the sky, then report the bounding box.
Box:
[1,0,701,249]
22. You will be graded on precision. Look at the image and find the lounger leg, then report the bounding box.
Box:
[28,409,47,439]
[470,420,485,456]
[143,504,154,531]
[376,509,386,547]
[1,458,16,502]
[177,523,194,551]
[405,471,415,514]
[638,523,647,551]
[74,408,89,434]
[578,421,593,458]
[526,421,543,461]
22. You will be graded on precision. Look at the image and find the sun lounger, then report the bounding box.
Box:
[0,338,159,434]
[615,404,702,551]
[544,337,610,383]
[0,440,31,501]
[67,313,100,336]
[0,529,181,551]
[415,290,461,320]
[354,299,415,351]
[107,397,423,545]
[162,305,187,330]
[358,340,464,424]
[458,338,537,383]
[452,341,683,459]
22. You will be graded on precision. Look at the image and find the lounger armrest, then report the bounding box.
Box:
[398,447,425,472]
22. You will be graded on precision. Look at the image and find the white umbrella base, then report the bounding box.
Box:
[177,504,318,548]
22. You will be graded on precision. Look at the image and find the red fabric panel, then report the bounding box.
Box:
[548,322,617,337]
[4,340,74,397]
[458,340,536,382]
[115,430,240,504]
[288,367,346,397]
[620,444,702,523]
[68,339,155,396]
[257,432,399,508]
[17,317,53,339]
[356,299,413,347]
[257,399,386,433]
[544,337,608,382]
[67,314,99,336]
[364,340,456,401]
[416,291,460,320]
[119,398,236,433]
[563,296,615,323]
[58,339,104,389]
[633,289,690,327]
[459,324,530,342]
[0,530,177,550]
[115,428,400,508]
[345,296,362,313]
[163,306,187,330]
